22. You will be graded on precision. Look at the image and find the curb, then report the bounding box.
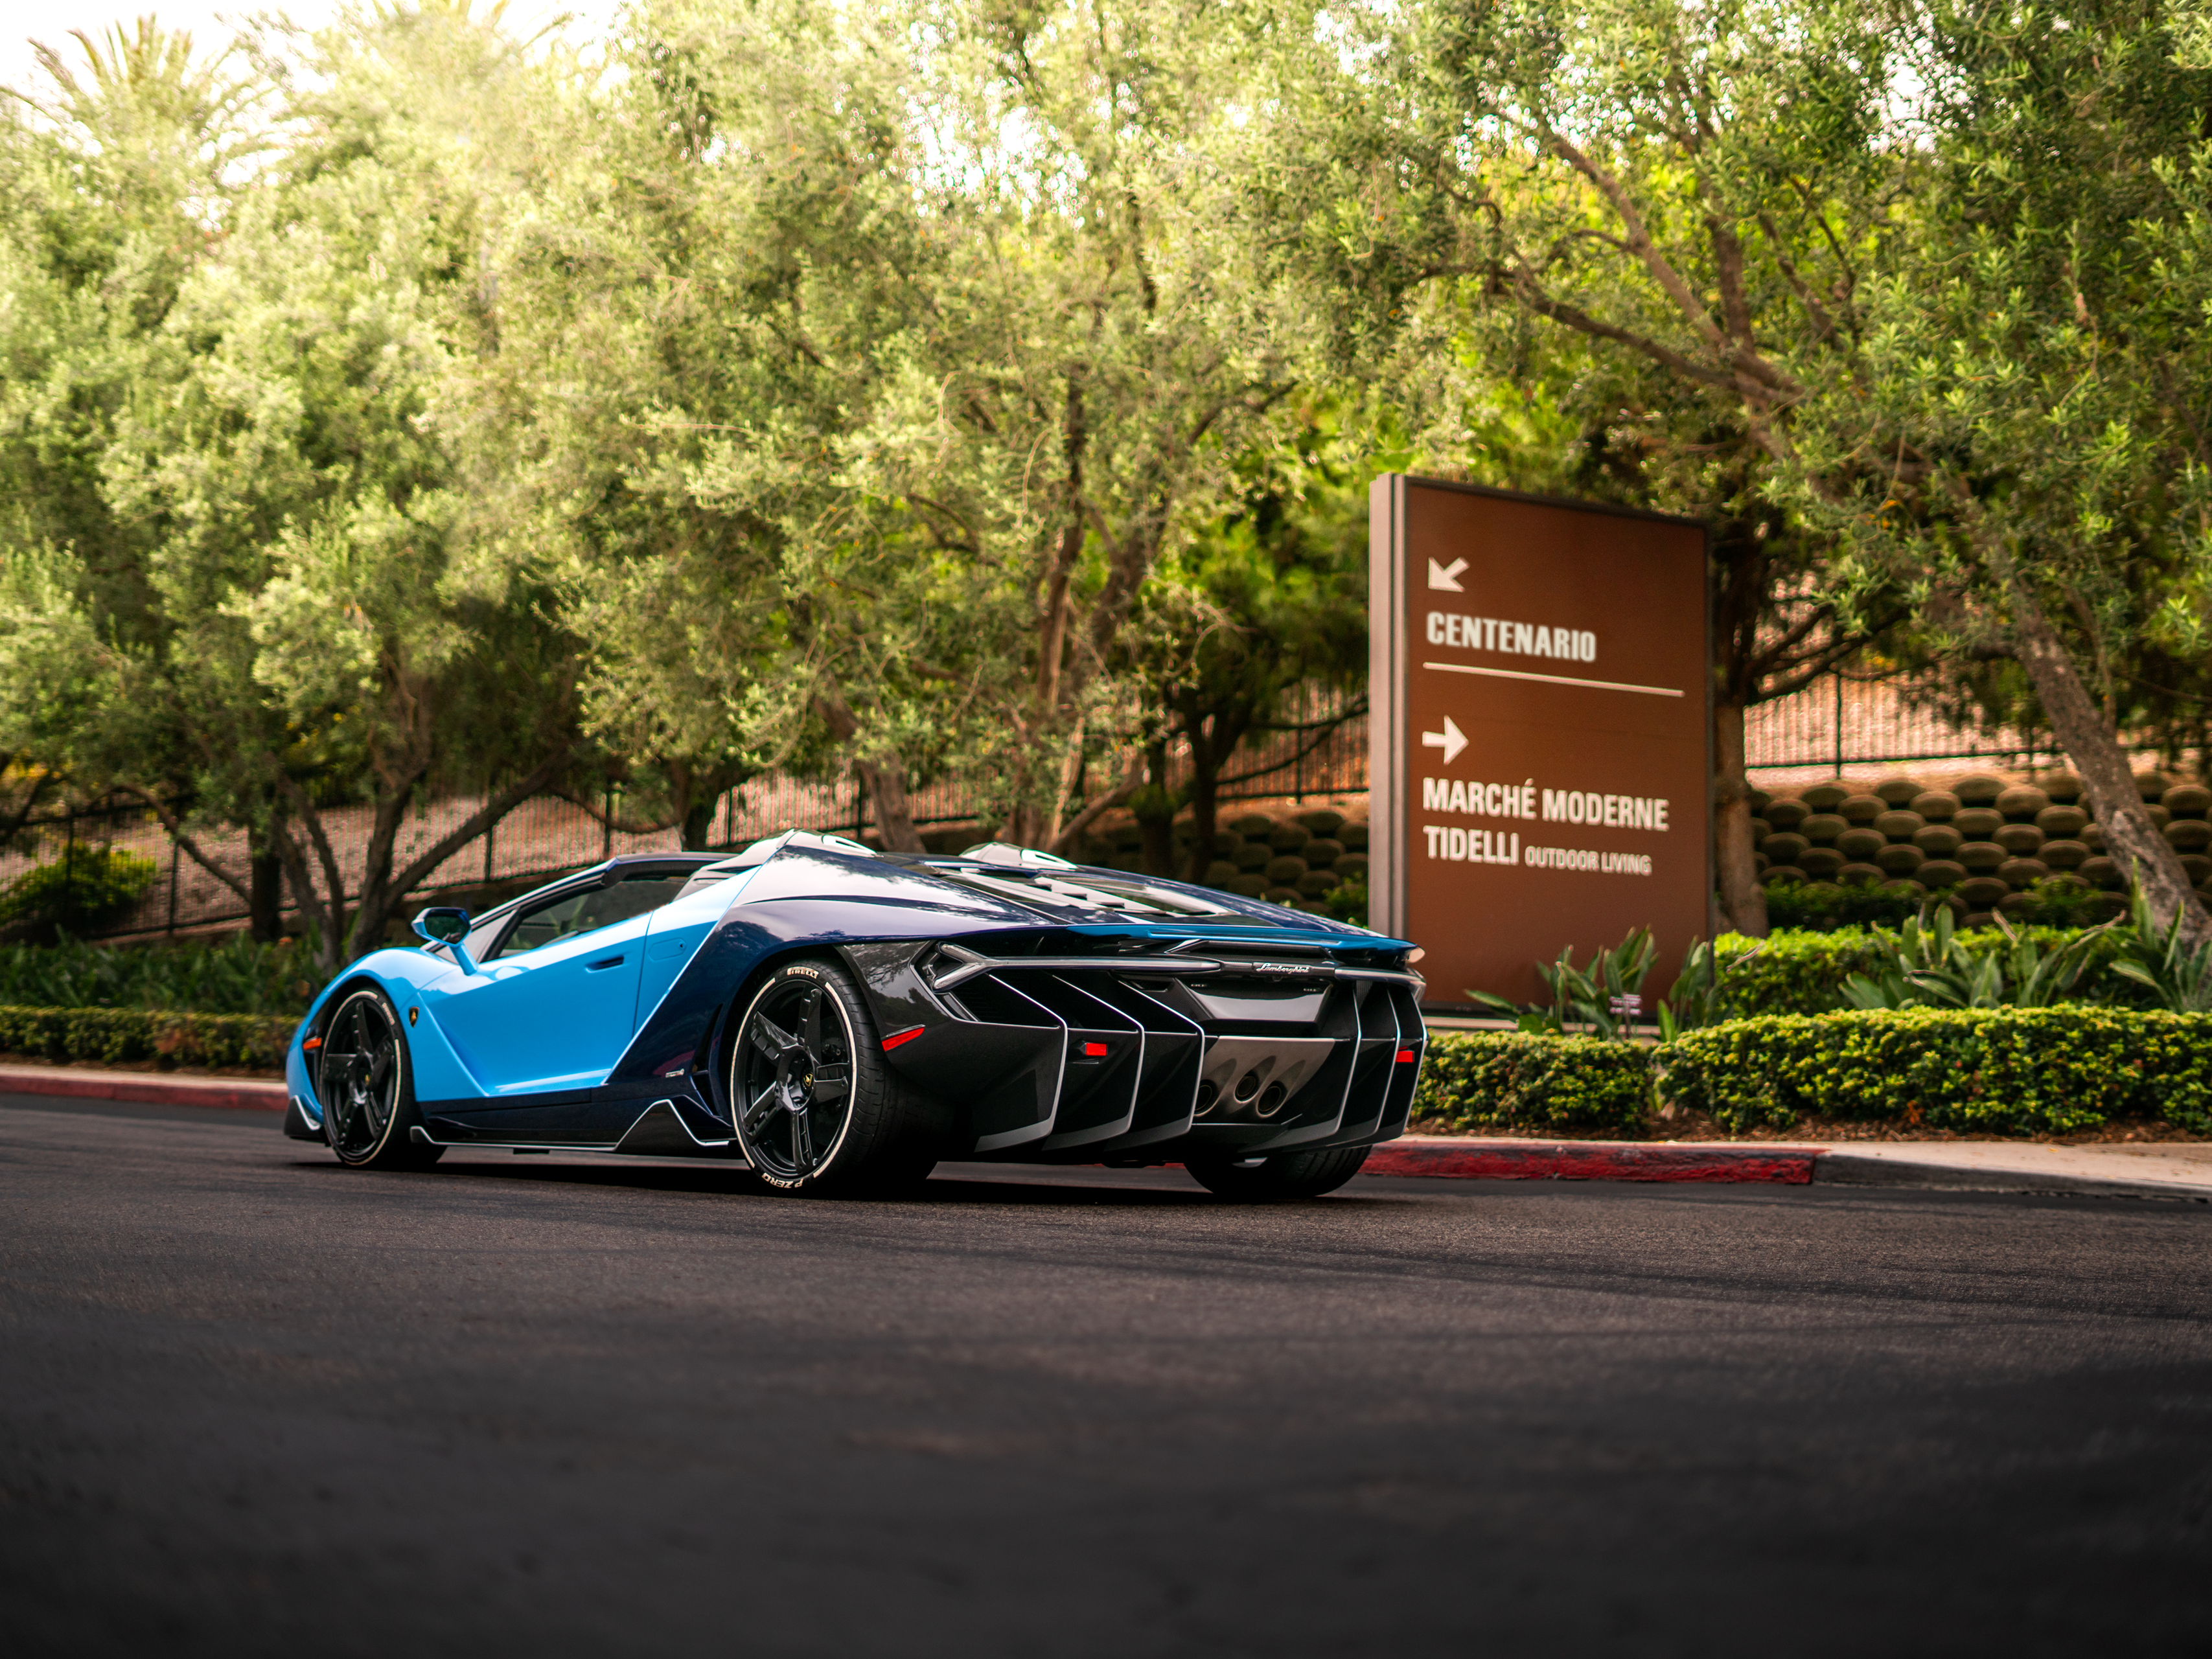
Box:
[1363,1138,1822,1185]
[0,1064,285,1113]
[1814,1149,2211,1203]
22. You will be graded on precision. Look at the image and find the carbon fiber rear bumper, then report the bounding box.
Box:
[846,941,1427,1161]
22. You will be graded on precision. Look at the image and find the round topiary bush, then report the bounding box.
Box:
[1799,812,1848,845]
[1872,777,1923,806]
[1917,858,1966,889]
[1957,841,2006,873]
[1761,831,1810,864]
[1801,783,1849,812]
[1911,790,1961,822]
[2037,770,2083,803]
[1765,798,1811,830]
[2163,783,2212,818]
[1914,824,1963,857]
[1837,827,1887,860]
[2041,839,2090,871]
[1838,794,1885,825]
[1996,785,2050,821]
[1994,823,2045,856]
[1953,775,2007,806]
[1959,875,2010,908]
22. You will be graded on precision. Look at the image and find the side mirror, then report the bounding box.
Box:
[412,906,470,944]
[411,906,478,974]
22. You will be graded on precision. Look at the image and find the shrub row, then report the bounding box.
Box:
[0,1005,296,1071]
[1416,1009,2212,1138]
[1412,1033,1653,1134]
[1703,926,2145,1020]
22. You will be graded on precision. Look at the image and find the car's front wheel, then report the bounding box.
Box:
[318,985,442,1169]
[1185,1143,1370,1200]
[730,958,941,1196]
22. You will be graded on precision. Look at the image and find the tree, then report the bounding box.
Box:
[1113,408,1371,880]
[0,6,582,967]
[512,0,1313,852]
[1254,0,2212,938]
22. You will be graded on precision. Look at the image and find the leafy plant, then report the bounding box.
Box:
[1655,935,1766,1040]
[0,847,159,935]
[1762,879,1929,933]
[1471,928,1657,1040]
[2108,884,2212,1013]
[0,933,328,1016]
[1842,904,2112,1010]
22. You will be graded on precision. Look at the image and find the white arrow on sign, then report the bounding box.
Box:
[1420,715,1468,766]
[1427,556,1468,593]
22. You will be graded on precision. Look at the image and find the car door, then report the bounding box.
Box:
[426,869,691,1129]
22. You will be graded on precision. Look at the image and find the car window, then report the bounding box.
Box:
[490,873,691,959]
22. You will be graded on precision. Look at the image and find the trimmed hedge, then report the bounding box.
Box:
[1414,1033,1651,1135]
[1419,1010,2212,1138]
[1705,926,2143,1020]
[1657,1008,2212,1137]
[0,1005,295,1071]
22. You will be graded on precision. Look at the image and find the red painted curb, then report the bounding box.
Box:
[1361,1139,1822,1185]
[0,1066,286,1113]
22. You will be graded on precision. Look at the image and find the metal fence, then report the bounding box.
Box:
[8,691,1374,943]
[16,670,2129,943]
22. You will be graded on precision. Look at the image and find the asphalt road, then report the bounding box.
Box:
[3,1098,2209,1658]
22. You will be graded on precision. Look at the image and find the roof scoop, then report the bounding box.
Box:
[960,842,1076,869]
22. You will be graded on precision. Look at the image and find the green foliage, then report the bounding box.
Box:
[1655,935,1767,1038]
[1705,925,2143,1018]
[1414,1032,1651,1134]
[2108,885,2212,1012]
[1471,927,1656,1039]
[0,1003,292,1070]
[1320,879,1368,925]
[0,847,157,933]
[0,935,327,1016]
[1841,906,2114,1011]
[1656,1008,2212,1137]
[2010,877,2109,929]
[1762,880,1925,932]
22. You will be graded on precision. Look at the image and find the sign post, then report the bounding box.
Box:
[1368,476,1710,1009]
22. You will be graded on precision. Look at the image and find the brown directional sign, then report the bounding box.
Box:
[1368,477,1709,1010]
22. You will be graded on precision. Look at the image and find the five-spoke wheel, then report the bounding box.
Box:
[317,986,440,1169]
[730,959,945,1195]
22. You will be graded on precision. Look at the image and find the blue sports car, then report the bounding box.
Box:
[282,832,1428,1199]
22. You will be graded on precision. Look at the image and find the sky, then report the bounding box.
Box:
[0,0,617,91]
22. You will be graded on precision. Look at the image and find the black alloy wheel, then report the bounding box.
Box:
[730,958,945,1195]
[317,986,441,1169]
[1184,1143,1370,1201]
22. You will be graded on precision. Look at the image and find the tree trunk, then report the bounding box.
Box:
[857,760,925,852]
[247,837,286,943]
[1712,700,1768,937]
[2006,578,2209,943]
[680,795,718,852]
[1131,742,1177,876]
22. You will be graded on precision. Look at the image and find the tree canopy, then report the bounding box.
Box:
[3,0,2211,953]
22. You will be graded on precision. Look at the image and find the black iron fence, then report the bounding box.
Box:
[10,672,2145,944]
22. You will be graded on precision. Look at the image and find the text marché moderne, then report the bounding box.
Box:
[1420,775,1668,876]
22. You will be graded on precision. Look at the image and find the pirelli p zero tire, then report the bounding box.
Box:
[730,957,943,1196]
[1185,1143,1370,1201]
[318,985,442,1170]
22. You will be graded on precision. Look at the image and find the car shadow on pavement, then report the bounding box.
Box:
[283,1154,1356,1206]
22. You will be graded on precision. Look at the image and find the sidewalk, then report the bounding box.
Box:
[1,1064,2206,1200]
